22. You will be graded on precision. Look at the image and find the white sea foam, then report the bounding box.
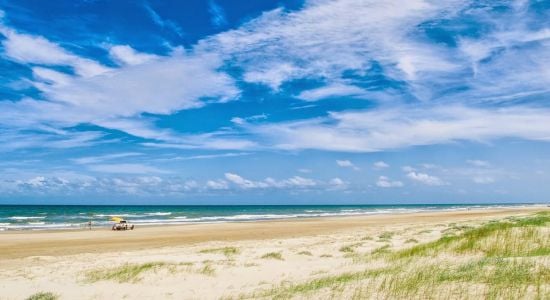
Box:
[9,216,47,220]
[145,212,172,216]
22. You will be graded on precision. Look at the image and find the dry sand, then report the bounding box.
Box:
[0,206,547,299]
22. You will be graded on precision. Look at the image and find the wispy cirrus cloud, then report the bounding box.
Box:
[248,105,550,152]
[88,163,170,174]
[143,2,184,37]
[71,152,143,165]
[208,0,228,28]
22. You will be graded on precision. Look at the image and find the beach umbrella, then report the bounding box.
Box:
[110,217,123,222]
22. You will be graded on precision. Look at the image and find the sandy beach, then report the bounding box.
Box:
[1,206,548,299]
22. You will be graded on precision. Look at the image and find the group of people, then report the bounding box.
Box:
[83,219,135,230]
[111,221,134,231]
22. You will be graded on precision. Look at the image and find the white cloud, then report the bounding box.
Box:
[373,161,389,169]
[0,18,240,148]
[198,0,462,91]
[2,0,550,155]
[0,50,240,145]
[402,166,415,172]
[88,163,170,174]
[230,117,246,125]
[0,129,104,151]
[224,172,261,189]
[406,171,445,186]
[109,45,159,66]
[143,2,184,37]
[376,176,403,188]
[251,105,550,152]
[284,176,317,188]
[72,153,142,165]
[206,179,229,190]
[473,176,495,184]
[0,27,110,77]
[328,177,348,190]
[160,152,250,161]
[231,114,268,125]
[467,160,491,168]
[336,160,359,170]
[26,176,47,187]
[209,0,228,28]
[221,173,319,190]
[296,83,368,102]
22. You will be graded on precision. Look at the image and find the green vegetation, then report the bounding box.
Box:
[394,211,550,260]
[297,251,313,256]
[371,244,391,255]
[261,252,284,260]
[378,231,394,241]
[339,243,362,253]
[251,212,550,299]
[199,246,239,257]
[25,292,58,300]
[85,262,166,283]
[404,238,418,243]
[199,264,216,276]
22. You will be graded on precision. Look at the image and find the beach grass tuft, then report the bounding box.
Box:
[85,262,166,283]
[25,292,58,300]
[261,252,284,260]
[199,264,216,276]
[200,246,239,257]
[339,243,362,253]
[378,231,394,240]
[298,250,313,256]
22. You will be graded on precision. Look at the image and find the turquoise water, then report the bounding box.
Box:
[0,204,536,231]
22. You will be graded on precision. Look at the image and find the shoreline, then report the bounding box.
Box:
[0,205,547,260]
[0,203,546,232]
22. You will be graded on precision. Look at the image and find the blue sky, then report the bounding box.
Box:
[0,0,550,204]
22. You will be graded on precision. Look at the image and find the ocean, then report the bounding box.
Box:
[0,204,537,231]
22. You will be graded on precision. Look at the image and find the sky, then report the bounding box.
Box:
[0,0,549,205]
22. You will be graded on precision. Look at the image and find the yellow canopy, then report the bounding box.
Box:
[110,217,124,222]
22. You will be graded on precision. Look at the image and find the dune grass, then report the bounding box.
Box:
[378,231,394,241]
[200,246,239,257]
[252,211,550,299]
[339,243,362,253]
[394,211,550,260]
[261,252,284,260]
[85,260,219,283]
[298,251,313,256]
[85,262,167,283]
[199,264,216,276]
[25,292,58,300]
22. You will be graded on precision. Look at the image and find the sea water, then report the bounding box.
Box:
[0,204,537,231]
